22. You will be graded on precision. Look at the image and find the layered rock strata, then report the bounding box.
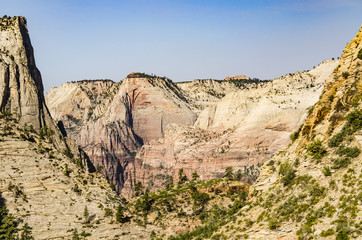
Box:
[0,16,93,170]
[47,59,338,196]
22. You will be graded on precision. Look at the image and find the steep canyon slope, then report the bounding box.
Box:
[214,24,362,240]
[46,57,338,196]
[0,16,153,239]
[108,24,362,240]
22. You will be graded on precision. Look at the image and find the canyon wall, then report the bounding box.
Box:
[46,59,338,196]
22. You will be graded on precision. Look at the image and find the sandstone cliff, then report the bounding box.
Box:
[0,16,93,171]
[0,16,154,239]
[0,16,57,134]
[211,24,362,240]
[46,58,338,196]
[123,23,362,240]
[46,75,197,196]
[134,59,338,189]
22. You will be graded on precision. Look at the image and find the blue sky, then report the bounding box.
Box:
[1,0,362,92]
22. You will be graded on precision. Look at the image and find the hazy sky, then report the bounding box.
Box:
[1,0,362,92]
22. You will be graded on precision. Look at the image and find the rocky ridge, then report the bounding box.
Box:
[0,16,152,239]
[46,76,197,196]
[0,16,92,170]
[46,57,338,196]
[210,24,362,240]
[132,59,338,192]
[1,15,361,240]
[113,23,362,240]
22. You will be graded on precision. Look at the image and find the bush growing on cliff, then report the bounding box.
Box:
[116,205,129,223]
[279,162,296,186]
[178,169,188,185]
[0,110,13,121]
[290,126,302,142]
[342,72,349,79]
[63,147,74,159]
[224,167,233,180]
[192,172,199,181]
[322,166,332,176]
[134,189,154,217]
[39,125,55,140]
[83,206,89,223]
[331,157,351,169]
[358,48,362,60]
[134,181,144,196]
[307,140,327,160]
[0,192,33,239]
[336,145,360,158]
[329,132,345,147]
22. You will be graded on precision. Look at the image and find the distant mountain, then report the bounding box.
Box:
[46,55,338,197]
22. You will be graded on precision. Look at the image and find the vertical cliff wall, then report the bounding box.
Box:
[0,16,94,171]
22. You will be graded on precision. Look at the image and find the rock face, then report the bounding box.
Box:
[0,16,154,239]
[224,75,250,80]
[134,60,338,187]
[0,16,93,171]
[214,24,362,240]
[46,76,197,195]
[47,58,338,196]
[0,16,49,131]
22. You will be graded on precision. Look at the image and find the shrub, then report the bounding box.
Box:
[268,218,280,230]
[345,110,362,132]
[64,164,71,177]
[309,185,326,204]
[358,48,362,60]
[191,191,210,208]
[336,146,360,158]
[307,140,327,160]
[104,208,112,217]
[278,195,298,217]
[336,229,349,240]
[322,166,332,176]
[329,110,362,148]
[279,162,296,186]
[48,151,55,159]
[331,158,351,169]
[224,167,233,180]
[116,205,129,223]
[192,172,199,181]
[244,219,254,228]
[290,126,302,141]
[342,72,349,79]
[328,132,344,147]
[134,181,144,196]
[63,147,74,159]
[178,168,188,184]
[83,206,89,223]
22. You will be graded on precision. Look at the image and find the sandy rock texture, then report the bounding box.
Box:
[46,59,337,196]
[0,17,50,131]
[135,60,338,186]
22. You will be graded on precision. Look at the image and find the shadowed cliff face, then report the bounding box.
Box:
[46,77,197,196]
[0,17,47,130]
[46,58,338,197]
[0,16,94,172]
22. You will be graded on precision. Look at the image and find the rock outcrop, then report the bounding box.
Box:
[0,16,154,239]
[0,16,50,131]
[0,16,93,171]
[214,24,362,240]
[47,58,338,196]
[224,75,250,81]
[46,75,197,195]
[134,60,338,188]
